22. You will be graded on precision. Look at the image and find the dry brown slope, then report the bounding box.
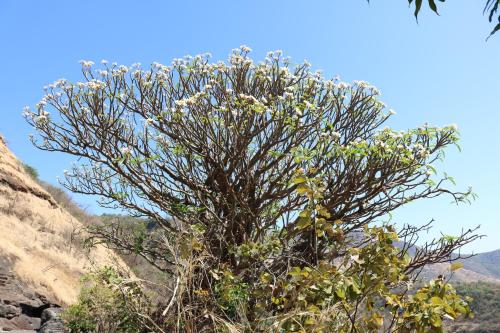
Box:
[0,134,126,305]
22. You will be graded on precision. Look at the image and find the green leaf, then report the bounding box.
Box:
[428,0,439,14]
[415,0,423,19]
[450,262,464,271]
[296,216,312,230]
[292,176,307,184]
[335,287,346,299]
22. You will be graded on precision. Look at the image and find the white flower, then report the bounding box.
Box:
[304,101,316,110]
[145,118,155,126]
[389,109,396,115]
[240,45,252,52]
[175,100,187,108]
[331,131,341,140]
[118,65,128,73]
[449,124,458,131]
[337,82,349,89]
[36,100,46,110]
[120,147,131,155]
[354,80,368,88]
[79,60,95,68]
[36,115,48,123]
[22,106,30,117]
[101,59,109,65]
[87,80,105,90]
[205,84,212,90]
[133,70,142,78]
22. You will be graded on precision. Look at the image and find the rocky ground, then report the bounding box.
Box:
[0,258,66,333]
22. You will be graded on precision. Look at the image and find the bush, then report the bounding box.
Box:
[22,163,39,179]
[62,267,153,333]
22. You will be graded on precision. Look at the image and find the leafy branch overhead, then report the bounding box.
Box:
[369,0,500,38]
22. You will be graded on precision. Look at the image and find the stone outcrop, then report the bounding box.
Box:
[0,258,67,333]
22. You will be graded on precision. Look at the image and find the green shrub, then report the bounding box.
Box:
[22,163,39,179]
[62,267,152,333]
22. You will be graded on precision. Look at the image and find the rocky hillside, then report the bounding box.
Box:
[0,134,127,331]
[461,249,500,280]
[414,249,500,284]
[0,257,66,332]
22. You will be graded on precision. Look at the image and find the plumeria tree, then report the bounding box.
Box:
[25,47,479,332]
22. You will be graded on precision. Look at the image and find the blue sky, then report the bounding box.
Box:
[0,0,498,252]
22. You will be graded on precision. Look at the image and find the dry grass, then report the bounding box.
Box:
[0,135,127,305]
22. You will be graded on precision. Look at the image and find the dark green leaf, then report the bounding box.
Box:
[428,0,439,14]
[415,0,423,19]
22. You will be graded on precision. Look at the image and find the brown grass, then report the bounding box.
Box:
[0,135,127,305]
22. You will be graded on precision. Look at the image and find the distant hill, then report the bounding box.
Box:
[450,282,500,333]
[416,250,500,284]
[462,249,500,279]
[390,239,500,284]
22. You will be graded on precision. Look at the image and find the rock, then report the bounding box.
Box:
[0,261,67,333]
[0,314,34,330]
[38,307,67,333]
[38,318,67,333]
[40,307,62,323]
[0,303,21,319]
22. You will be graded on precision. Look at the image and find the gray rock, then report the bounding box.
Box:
[40,308,62,323]
[39,308,67,333]
[38,318,67,333]
[0,303,21,319]
[0,259,67,333]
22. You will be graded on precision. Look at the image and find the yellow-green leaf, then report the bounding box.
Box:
[450,262,464,271]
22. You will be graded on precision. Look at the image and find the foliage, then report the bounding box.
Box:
[22,162,39,179]
[25,47,480,332]
[449,282,500,333]
[368,0,500,38]
[62,267,153,333]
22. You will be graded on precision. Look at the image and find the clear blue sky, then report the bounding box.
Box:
[0,0,498,252]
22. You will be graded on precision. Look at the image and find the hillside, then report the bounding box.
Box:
[450,282,500,333]
[0,134,126,307]
[461,250,500,280]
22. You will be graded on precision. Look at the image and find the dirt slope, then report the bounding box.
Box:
[0,134,125,305]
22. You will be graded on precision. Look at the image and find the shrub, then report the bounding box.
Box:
[22,163,39,179]
[62,267,153,333]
